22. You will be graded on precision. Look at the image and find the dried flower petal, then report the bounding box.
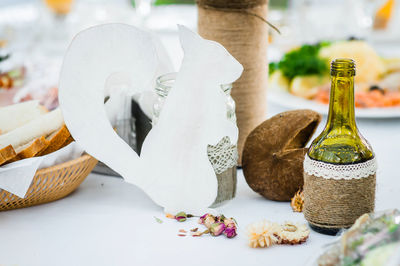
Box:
[246,220,279,248]
[190,228,198,232]
[179,229,187,233]
[291,190,304,212]
[166,213,175,219]
[192,229,210,237]
[177,234,186,237]
[274,222,310,245]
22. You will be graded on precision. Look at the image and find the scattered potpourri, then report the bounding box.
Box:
[246,220,310,248]
[198,213,238,238]
[291,189,304,212]
[166,212,238,239]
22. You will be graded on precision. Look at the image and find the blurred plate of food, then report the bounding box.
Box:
[0,51,61,110]
[268,39,400,118]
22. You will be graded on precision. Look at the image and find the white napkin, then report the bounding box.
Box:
[0,142,84,198]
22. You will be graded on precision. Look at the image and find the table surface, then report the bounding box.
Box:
[1,4,400,266]
[0,102,399,266]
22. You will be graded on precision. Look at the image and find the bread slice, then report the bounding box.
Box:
[0,108,63,150]
[0,145,17,165]
[0,137,49,165]
[11,136,49,162]
[0,100,47,135]
[38,125,71,156]
[61,135,74,148]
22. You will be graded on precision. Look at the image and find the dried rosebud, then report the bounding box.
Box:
[223,217,237,227]
[210,222,226,236]
[199,214,216,228]
[216,214,226,223]
[175,211,187,222]
[223,225,237,238]
[198,213,209,224]
[204,216,216,229]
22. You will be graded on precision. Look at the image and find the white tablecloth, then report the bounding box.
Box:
[0,102,399,266]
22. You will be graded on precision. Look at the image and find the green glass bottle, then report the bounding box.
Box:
[304,59,376,235]
[308,59,373,164]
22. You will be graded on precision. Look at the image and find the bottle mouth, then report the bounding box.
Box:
[156,72,232,96]
[331,58,356,76]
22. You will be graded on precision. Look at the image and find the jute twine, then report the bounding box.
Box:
[197,0,269,164]
[304,173,376,229]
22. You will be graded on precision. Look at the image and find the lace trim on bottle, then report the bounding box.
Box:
[207,136,238,174]
[304,154,377,180]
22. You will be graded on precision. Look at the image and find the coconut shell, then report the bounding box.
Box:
[242,109,322,201]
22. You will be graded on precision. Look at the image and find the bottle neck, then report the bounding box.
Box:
[325,74,357,133]
[308,59,374,164]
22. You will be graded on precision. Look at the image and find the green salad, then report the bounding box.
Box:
[269,42,330,81]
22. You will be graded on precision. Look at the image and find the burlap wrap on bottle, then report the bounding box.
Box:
[197,0,268,164]
[303,155,377,229]
[207,136,238,207]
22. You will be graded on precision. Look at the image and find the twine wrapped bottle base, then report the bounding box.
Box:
[303,155,377,232]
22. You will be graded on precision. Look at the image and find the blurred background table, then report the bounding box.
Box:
[0,1,399,265]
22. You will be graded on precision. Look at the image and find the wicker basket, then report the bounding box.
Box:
[0,154,98,211]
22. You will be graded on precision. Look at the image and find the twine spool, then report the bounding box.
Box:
[197,0,269,164]
[303,173,376,229]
